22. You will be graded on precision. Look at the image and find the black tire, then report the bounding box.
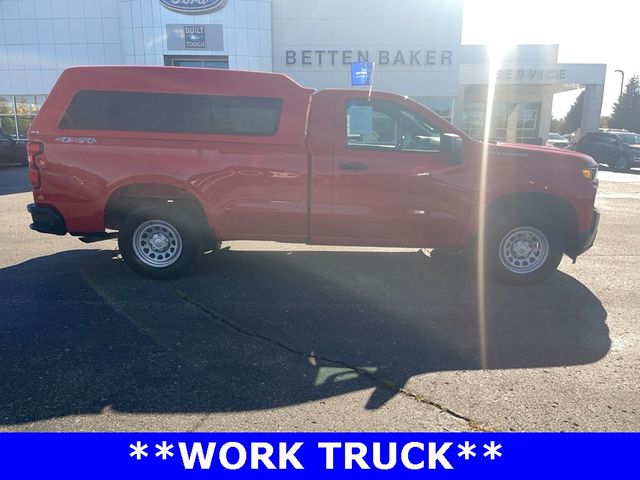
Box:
[118,205,202,280]
[486,213,563,286]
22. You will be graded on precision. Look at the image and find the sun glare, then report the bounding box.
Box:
[476,35,512,370]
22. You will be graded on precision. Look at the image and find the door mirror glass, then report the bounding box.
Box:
[440,133,464,165]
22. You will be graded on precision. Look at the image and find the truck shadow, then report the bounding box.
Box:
[0,247,610,426]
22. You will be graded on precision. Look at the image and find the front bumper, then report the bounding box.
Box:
[572,207,600,258]
[27,204,67,235]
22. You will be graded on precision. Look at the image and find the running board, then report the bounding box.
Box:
[79,232,118,243]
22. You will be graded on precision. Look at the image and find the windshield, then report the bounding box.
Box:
[617,133,638,145]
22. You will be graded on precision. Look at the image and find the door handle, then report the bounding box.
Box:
[339,162,368,171]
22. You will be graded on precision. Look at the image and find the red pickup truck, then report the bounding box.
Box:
[27,66,599,284]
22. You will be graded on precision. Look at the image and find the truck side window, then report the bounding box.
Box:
[345,99,441,152]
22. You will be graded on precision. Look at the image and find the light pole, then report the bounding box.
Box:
[615,69,625,99]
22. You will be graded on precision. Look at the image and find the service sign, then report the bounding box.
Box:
[160,0,227,15]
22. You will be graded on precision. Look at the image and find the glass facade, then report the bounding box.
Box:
[461,102,486,140]
[413,97,454,123]
[493,102,541,143]
[0,95,47,140]
[165,56,230,69]
[462,101,541,144]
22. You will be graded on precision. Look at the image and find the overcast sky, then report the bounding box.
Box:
[461,0,639,118]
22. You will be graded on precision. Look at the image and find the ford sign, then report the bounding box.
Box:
[159,0,227,15]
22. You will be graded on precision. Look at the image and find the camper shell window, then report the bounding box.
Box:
[59,91,283,136]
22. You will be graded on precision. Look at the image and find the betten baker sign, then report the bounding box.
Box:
[159,0,227,15]
[285,49,454,67]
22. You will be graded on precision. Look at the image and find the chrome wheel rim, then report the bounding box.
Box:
[132,220,182,268]
[498,226,549,274]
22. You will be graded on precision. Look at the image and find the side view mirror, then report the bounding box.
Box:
[440,133,464,166]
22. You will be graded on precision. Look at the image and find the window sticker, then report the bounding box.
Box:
[348,105,373,135]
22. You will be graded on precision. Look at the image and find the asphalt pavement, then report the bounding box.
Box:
[0,165,638,431]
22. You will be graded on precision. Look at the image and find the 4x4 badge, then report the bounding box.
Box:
[54,137,97,144]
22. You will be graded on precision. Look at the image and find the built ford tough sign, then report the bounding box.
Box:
[27,66,599,284]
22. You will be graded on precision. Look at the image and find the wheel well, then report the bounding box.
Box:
[487,192,578,254]
[105,184,213,239]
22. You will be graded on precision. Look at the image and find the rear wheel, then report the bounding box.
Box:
[118,206,202,279]
[486,213,563,285]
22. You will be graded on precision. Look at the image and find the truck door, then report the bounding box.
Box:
[328,94,471,246]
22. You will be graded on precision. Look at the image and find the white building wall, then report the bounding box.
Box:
[0,0,123,94]
[272,0,463,96]
[0,0,272,97]
[581,84,605,137]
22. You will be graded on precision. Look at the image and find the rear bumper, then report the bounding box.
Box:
[571,207,599,258]
[27,203,67,235]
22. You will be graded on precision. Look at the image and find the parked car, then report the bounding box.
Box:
[574,130,640,171]
[546,132,570,149]
[26,66,599,285]
[0,127,27,166]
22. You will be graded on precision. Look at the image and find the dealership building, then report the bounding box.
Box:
[0,0,606,142]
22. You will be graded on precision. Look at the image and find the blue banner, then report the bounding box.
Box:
[0,433,637,478]
[351,62,374,86]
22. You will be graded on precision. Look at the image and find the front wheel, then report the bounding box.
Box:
[118,206,202,279]
[486,214,563,285]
